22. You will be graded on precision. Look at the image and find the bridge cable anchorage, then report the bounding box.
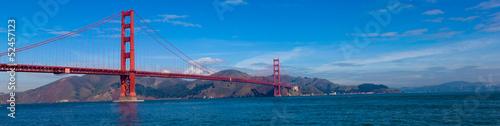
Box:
[133,12,216,74]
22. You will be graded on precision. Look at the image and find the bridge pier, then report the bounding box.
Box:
[274,86,281,97]
[273,59,282,97]
[116,9,142,102]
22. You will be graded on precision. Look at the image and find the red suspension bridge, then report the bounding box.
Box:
[0,10,299,102]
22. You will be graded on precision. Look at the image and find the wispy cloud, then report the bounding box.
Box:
[183,57,226,75]
[353,29,427,38]
[157,14,188,20]
[97,34,120,38]
[317,39,495,72]
[144,56,176,59]
[422,9,444,15]
[426,0,437,3]
[489,11,500,22]
[155,14,202,28]
[38,27,83,36]
[371,4,413,14]
[189,57,227,66]
[423,17,444,22]
[234,47,311,70]
[466,0,500,10]
[480,22,500,32]
[474,24,486,30]
[109,20,121,23]
[223,0,247,5]
[316,66,500,87]
[141,19,151,23]
[380,32,397,37]
[427,31,463,38]
[351,29,428,38]
[402,29,428,36]
[38,28,71,35]
[360,28,461,40]
[439,27,451,31]
[474,12,500,32]
[449,16,480,21]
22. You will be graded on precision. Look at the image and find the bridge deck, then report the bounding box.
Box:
[0,64,294,88]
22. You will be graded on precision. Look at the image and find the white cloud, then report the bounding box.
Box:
[145,56,176,59]
[234,47,309,70]
[168,20,202,28]
[158,14,188,20]
[402,29,428,36]
[467,0,500,10]
[423,17,444,22]
[355,33,379,37]
[109,20,121,23]
[474,24,486,30]
[183,66,207,75]
[162,69,171,73]
[488,11,500,22]
[373,29,460,39]
[475,12,500,32]
[349,29,428,38]
[141,19,151,23]
[422,9,444,15]
[97,34,120,38]
[426,0,437,3]
[387,3,414,10]
[223,0,247,5]
[448,16,480,21]
[375,9,388,13]
[38,28,81,36]
[439,27,451,31]
[480,22,500,32]
[373,3,413,14]
[182,57,226,75]
[380,32,397,37]
[428,31,463,38]
[189,57,226,66]
[39,28,70,35]
[155,14,202,28]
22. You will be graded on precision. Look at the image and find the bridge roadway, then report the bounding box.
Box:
[0,64,295,89]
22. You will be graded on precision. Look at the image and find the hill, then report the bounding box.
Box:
[399,81,500,93]
[0,69,402,104]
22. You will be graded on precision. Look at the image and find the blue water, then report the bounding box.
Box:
[2,92,500,125]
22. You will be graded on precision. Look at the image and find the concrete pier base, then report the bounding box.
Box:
[113,97,144,102]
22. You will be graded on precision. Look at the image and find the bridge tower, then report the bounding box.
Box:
[273,59,281,97]
[118,9,141,102]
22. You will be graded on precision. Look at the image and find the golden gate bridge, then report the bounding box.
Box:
[0,10,299,102]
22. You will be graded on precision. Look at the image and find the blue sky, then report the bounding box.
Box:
[1,0,500,92]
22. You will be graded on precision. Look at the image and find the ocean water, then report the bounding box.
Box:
[2,92,500,125]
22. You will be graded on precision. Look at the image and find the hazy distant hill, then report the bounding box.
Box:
[0,69,402,104]
[399,81,500,93]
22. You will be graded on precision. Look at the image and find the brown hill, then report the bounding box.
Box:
[0,69,401,104]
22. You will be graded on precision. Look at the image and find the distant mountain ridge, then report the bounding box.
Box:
[399,81,500,93]
[0,69,401,104]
